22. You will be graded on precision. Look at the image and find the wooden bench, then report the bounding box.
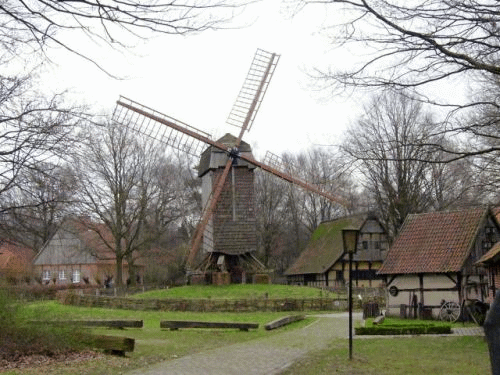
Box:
[92,335,135,356]
[33,320,143,329]
[264,315,306,330]
[160,320,259,331]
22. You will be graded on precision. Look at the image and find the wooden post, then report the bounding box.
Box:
[348,251,353,360]
[484,292,500,375]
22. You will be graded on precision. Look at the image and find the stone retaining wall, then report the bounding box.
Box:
[58,292,351,312]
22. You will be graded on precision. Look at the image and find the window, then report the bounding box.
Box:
[42,270,51,281]
[336,271,344,281]
[72,270,81,283]
[362,241,368,250]
[352,270,380,280]
[304,274,316,283]
[59,270,67,280]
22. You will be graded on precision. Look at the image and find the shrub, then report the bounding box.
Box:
[355,323,452,335]
[0,290,93,360]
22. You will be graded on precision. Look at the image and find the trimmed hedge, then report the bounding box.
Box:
[355,324,452,335]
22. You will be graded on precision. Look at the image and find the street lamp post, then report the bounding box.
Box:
[342,228,359,361]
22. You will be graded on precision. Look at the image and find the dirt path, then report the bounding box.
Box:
[126,312,360,375]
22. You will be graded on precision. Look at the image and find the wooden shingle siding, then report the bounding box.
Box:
[199,134,257,257]
[212,167,256,255]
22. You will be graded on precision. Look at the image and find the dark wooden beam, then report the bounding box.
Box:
[31,320,143,329]
[92,335,135,356]
[160,321,259,331]
[264,315,305,331]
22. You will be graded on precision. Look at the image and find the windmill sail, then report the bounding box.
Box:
[226,49,280,132]
[113,96,211,157]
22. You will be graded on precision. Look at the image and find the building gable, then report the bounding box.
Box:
[285,214,387,276]
[34,229,98,266]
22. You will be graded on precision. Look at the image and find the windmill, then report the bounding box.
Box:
[112,49,346,284]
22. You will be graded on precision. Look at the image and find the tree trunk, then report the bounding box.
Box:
[115,255,124,289]
[127,256,137,287]
[484,292,500,375]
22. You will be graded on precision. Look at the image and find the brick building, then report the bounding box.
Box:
[33,219,144,287]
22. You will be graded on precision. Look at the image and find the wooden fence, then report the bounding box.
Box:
[58,292,354,312]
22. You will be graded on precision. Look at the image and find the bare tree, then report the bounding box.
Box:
[462,76,500,202]
[255,149,353,273]
[288,0,500,94]
[287,0,500,161]
[0,163,78,252]
[74,122,182,288]
[293,149,351,232]
[255,169,287,268]
[342,91,465,239]
[0,73,82,213]
[1,0,245,71]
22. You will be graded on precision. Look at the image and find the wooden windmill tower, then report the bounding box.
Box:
[112,49,346,284]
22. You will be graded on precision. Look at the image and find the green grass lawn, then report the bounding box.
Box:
[280,336,490,375]
[130,284,341,300]
[3,300,313,375]
[3,290,489,375]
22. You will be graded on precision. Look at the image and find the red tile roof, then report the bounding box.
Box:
[0,241,34,273]
[379,208,489,275]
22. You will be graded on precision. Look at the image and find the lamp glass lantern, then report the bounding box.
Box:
[342,228,359,360]
[342,229,359,254]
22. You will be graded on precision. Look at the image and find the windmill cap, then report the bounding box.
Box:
[215,133,252,152]
[197,133,255,177]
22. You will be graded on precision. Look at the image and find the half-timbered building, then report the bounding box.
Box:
[379,207,500,318]
[284,213,388,287]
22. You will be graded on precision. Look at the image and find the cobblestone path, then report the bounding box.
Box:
[126,313,357,375]
[126,313,485,375]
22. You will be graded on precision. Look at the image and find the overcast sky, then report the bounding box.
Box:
[38,2,362,159]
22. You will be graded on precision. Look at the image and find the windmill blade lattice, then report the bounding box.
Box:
[112,96,211,157]
[242,152,348,207]
[263,151,300,177]
[226,49,280,132]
